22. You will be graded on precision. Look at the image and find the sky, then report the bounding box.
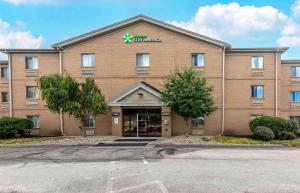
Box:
[0,0,300,59]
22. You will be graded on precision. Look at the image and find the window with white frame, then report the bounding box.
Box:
[83,115,95,128]
[251,56,264,69]
[290,91,300,102]
[27,115,40,128]
[191,116,205,128]
[1,67,8,78]
[251,85,264,99]
[136,53,150,67]
[291,66,300,77]
[82,54,94,67]
[1,92,8,103]
[25,57,38,70]
[26,86,39,99]
[192,54,205,67]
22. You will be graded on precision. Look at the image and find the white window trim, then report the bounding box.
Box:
[25,56,38,70]
[251,56,264,69]
[81,54,95,67]
[26,86,39,100]
[192,53,205,67]
[136,53,150,67]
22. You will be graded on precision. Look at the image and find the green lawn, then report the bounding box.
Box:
[214,136,300,147]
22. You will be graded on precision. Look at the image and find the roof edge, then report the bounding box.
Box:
[281,59,300,64]
[228,47,289,53]
[0,49,59,54]
[52,14,231,48]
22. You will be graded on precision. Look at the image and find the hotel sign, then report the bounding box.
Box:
[123,33,162,44]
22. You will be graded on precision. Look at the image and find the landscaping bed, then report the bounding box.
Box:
[157,135,300,147]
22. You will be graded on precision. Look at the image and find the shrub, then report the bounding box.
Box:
[251,126,275,141]
[0,117,33,139]
[280,131,297,140]
[250,116,298,140]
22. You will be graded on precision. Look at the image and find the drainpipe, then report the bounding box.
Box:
[8,53,13,117]
[221,46,226,135]
[58,47,64,135]
[275,49,279,117]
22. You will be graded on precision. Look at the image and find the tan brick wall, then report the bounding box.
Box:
[7,21,296,137]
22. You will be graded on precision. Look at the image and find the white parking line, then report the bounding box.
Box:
[106,161,115,193]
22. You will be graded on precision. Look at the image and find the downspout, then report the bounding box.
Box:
[275,49,279,117]
[58,47,64,135]
[8,53,13,117]
[221,46,226,135]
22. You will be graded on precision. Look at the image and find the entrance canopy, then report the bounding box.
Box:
[108,82,163,107]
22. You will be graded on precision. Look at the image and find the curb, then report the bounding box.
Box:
[153,143,293,149]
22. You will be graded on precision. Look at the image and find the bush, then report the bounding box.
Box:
[250,116,298,140]
[251,126,275,141]
[0,117,33,139]
[280,131,297,140]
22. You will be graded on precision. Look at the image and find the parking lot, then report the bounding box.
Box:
[0,145,300,193]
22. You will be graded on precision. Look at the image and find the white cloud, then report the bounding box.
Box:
[292,0,300,17]
[171,2,300,48]
[0,18,43,59]
[171,3,288,40]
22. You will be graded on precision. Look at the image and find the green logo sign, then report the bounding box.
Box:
[123,33,162,44]
[123,33,133,44]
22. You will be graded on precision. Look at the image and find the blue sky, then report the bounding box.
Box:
[0,0,300,59]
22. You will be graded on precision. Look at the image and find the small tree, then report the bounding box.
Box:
[38,74,107,135]
[161,68,216,137]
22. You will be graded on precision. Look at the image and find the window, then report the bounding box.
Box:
[192,116,205,128]
[1,92,8,103]
[1,67,8,78]
[27,115,40,128]
[291,66,300,77]
[136,53,150,67]
[26,86,39,99]
[251,85,264,99]
[290,91,300,102]
[192,54,205,67]
[290,116,300,131]
[82,54,94,67]
[83,115,95,128]
[251,56,264,69]
[25,57,38,70]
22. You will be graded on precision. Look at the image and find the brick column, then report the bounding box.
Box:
[111,107,123,137]
[161,106,172,138]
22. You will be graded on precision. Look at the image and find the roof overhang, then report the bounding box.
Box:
[108,81,163,107]
[281,60,300,64]
[228,47,289,53]
[0,49,59,54]
[52,14,231,49]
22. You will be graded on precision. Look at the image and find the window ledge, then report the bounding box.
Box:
[81,69,95,75]
[136,67,149,74]
[251,98,264,105]
[27,99,39,105]
[30,128,40,136]
[85,128,95,136]
[25,70,38,77]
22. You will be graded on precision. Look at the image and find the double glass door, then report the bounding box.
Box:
[123,109,162,137]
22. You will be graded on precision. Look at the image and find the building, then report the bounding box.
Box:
[0,15,300,137]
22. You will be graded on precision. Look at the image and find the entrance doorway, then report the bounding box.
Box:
[123,108,162,137]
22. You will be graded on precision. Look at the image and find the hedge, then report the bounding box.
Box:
[251,126,275,141]
[0,117,33,139]
[249,116,298,140]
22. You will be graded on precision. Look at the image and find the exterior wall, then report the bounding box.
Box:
[4,19,299,137]
[0,62,9,117]
[61,22,223,135]
[224,52,279,135]
[10,53,61,136]
[280,61,300,120]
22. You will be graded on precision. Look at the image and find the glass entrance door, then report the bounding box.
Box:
[123,109,162,137]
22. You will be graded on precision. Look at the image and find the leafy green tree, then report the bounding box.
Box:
[161,68,216,136]
[38,74,107,135]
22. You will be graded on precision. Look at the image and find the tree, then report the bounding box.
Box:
[38,74,107,135]
[161,68,216,137]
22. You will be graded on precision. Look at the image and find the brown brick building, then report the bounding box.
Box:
[1,15,300,137]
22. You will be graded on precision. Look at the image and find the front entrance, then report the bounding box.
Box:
[123,108,162,137]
